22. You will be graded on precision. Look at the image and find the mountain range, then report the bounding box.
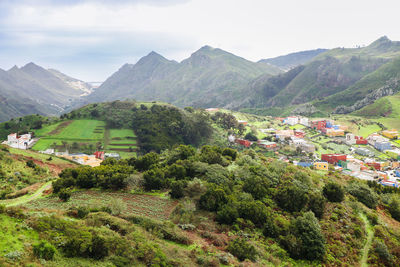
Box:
[2,36,400,121]
[0,63,93,121]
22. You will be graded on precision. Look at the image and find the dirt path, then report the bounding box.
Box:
[360,213,374,267]
[0,182,52,207]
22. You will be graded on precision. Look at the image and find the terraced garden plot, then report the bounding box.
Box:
[106,129,138,158]
[23,190,178,220]
[32,120,106,151]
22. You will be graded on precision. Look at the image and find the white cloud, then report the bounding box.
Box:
[1,0,400,80]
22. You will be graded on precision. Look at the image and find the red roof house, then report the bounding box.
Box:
[311,120,327,130]
[321,154,347,165]
[94,151,105,160]
[236,139,252,148]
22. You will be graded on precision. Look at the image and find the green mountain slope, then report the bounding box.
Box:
[259,48,328,70]
[237,36,400,117]
[84,46,283,108]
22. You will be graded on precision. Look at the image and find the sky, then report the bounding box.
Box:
[0,0,400,81]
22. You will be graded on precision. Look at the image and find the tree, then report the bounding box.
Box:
[227,238,257,262]
[388,196,400,221]
[170,180,187,199]
[199,187,228,212]
[323,182,344,202]
[143,168,166,190]
[243,176,270,200]
[308,192,326,218]
[33,240,57,260]
[216,204,239,225]
[59,188,71,202]
[134,152,159,171]
[276,181,309,212]
[244,132,258,141]
[289,211,325,260]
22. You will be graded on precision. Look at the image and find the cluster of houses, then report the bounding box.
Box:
[39,149,120,167]
[1,133,35,149]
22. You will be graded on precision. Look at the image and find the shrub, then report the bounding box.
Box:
[143,168,166,190]
[58,188,71,202]
[276,181,309,212]
[244,132,258,141]
[227,238,257,262]
[388,196,400,221]
[216,204,239,225]
[308,192,326,218]
[222,148,237,160]
[33,240,56,260]
[199,187,228,212]
[323,182,345,202]
[109,198,127,216]
[170,180,187,199]
[26,160,36,168]
[374,239,392,264]
[347,183,378,209]
[290,211,325,260]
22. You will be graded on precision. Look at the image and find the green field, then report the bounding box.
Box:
[105,129,138,158]
[32,120,106,151]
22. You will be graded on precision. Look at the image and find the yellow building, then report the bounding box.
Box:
[326,129,345,137]
[314,162,329,171]
[381,129,399,139]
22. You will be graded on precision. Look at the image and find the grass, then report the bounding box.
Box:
[106,129,138,158]
[32,120,106,151]
[109,129,137,139]
[8,148,72,165]
[46,120,105,140]
[360,213,374,267]
[0,214,39,256]
[33,121,63,136]
[23,190,178,220]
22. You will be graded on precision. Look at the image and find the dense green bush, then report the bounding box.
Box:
[276,181,309,212]
[199,187,228,212]
[216,204,239,225]
[284,211,325,260]
[33,240,57,260]
[308,192,326,218]
[347,183,378,209]
[170,180,187,199]
[58,188,71,202]
[388,196,400,221]
[323,182,345,202]
[227,238,257,262]
[143,168,166,190]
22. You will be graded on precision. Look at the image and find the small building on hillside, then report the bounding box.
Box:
[299,117,309,127]
[339,160,361,172]
[314,162,329,171]
[5,133,34,149]
[346,134,368,145]
[355,147,374,157]
[381,129,399,139]
[284,116,299,126]
[321,154,347,165]
[205,108,219,112]
[104,153,121,160]
[238,120,248,126]
[275,130,294,140]
[299,143,316,153]
[228,135,236,143]
[375,141,392,152]
[324,128,345,137]
[294,130,305,138]
[297,162,313,168]
[258,140,277,149]
[94,151,105,160]
[311,120,327,130]
[367,133,388,146]
[291,137,306,146]
[236,139,252,148]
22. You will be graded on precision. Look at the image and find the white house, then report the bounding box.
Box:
[284,116,299,126]
[299,117,309,127]
[6,133,34,149]
[346,133,356,145]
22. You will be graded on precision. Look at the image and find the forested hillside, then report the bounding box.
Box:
[2,143,399,266]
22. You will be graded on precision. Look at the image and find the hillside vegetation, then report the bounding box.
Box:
[1,144,399,266]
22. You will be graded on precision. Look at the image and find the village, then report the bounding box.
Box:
[1,132,120,167]
[229,115,400,188]
[2,113,400,188]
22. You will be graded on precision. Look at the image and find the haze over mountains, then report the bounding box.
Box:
[2,36,400,121]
